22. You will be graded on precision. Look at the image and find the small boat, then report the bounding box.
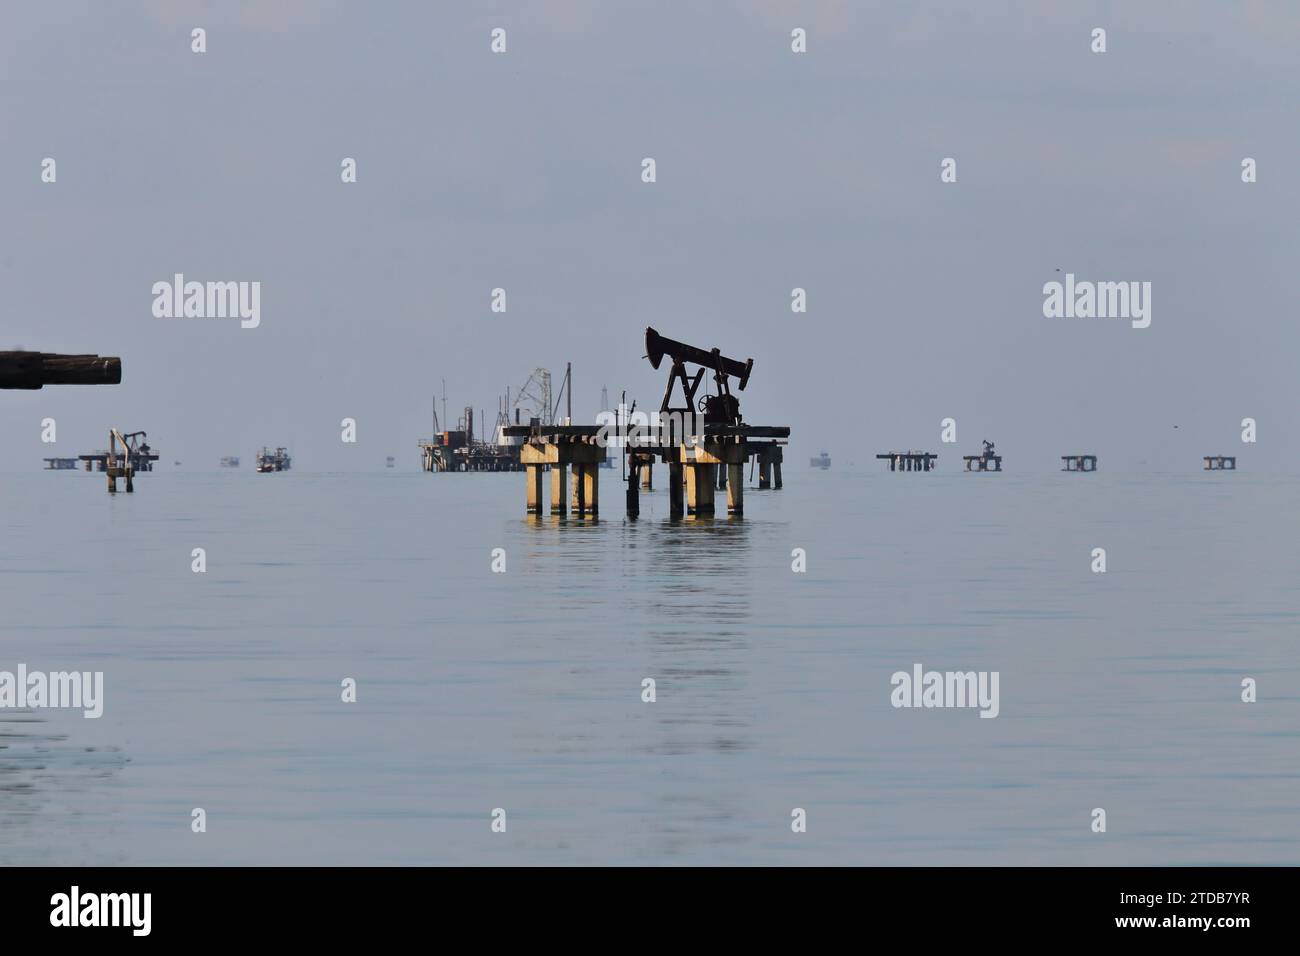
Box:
[256,447,292,473]
[810,451,831,469]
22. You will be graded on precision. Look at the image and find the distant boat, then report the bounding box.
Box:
[810,451,831,469]
[220,456,240,468]
[256,447,291,473]
[386,456,395,468]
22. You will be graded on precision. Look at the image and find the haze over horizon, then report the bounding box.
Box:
[3,1,1296,472]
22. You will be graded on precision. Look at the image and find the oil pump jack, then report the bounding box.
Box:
[644,326,752,429]
[628,327,787,517]
[502,328,788,520]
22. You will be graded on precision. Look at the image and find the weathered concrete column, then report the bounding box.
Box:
[758,458,771,489]
[683,442,738,517]
[551,464,568,516]
[565,460,600,517]
[668,462,684,518]
[684,463,702,514]
[773,461,783,489]
[571,463,585,514]
[526,464,544,514]
[686,463,715,516]
[727,462,744,515]
[581,463,599,515]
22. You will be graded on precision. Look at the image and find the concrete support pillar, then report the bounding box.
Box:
[641,461,653,490]
[551,464,568,516]
[773,461,782,488]
[727,463,744,516]
[758,458,771,489]
[584,463,599,515]
[526,464,544,515]
[571,463,585,514]
[686,464,715,516]
[684,463,701,515]
[569,463,598,516]
[668,462,684,518]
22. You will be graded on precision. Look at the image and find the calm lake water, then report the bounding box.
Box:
[2,466,1297,865]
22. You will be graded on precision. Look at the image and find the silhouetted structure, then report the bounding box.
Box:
[505,328,790,519]
[878,451,937,472]
[1061,455,1097,472]
[79,431,158,476]
[963,440,1002,472]
[0,351,120,389]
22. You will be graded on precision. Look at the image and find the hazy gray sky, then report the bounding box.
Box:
[3,1,1297,471]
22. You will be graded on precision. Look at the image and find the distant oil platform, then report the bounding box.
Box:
[77,430,158,477]
[878,451,936,472]
[419,366,590,474]
[964,440,1003,472]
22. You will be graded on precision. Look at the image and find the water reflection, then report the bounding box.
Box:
[627,518,757,855]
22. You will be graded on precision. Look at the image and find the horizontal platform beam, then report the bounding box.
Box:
[502,423,791,440]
